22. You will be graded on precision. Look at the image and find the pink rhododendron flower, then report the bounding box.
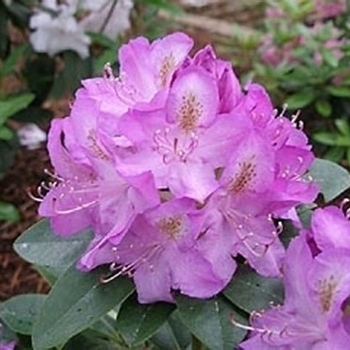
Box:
[82,32,193,117]
[102,198,235,303]
[37,32,318,303]
[238,235,350,349]
[304,205,350,253]
[0,341,16,350]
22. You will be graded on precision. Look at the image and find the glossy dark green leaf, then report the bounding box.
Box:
[0,320,17,346]
[309,158,350,202]
[32,265,134,350]
[116,293,175,346]
[176,295,246,350]
[151,310,191,350]
[14,219,93,268]
[34,265,65,286]
[0,294,46,335]
[223,265,283,314]
[63,331,124,350]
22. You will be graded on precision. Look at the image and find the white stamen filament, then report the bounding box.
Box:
[225,209,277,258]
[100,245,163,284]
[44,168,64,181]
[153,129,199,164]
[53,199,99,214]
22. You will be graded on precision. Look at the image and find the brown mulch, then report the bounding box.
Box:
[0,145,51,301]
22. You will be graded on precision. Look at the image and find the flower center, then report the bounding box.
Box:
[87,129,110,160]
[158,216,182,239]
[159,54,175,88]
[177,92,203,133]
[317,275,338,313]
[228,159,257,194]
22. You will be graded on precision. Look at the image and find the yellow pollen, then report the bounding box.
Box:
[158,216,182,239]
[317,276,338,313]
[177,92,203,132]
[159,54,175,87]
[87,129,110,161]
[228,160,257,194]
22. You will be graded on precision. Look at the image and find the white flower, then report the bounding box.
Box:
[29,0,91,58]
[80,0,134,40]
[17,123,47,150]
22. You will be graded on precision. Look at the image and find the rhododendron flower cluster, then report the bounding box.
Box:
[36,32,318,303]
[239,205,350,349]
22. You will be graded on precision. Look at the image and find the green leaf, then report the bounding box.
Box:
[0,294,46,335]
[88,32,116,48]
[14,219,93,268]
[347,148,350,167]
[141,0,183,14]
[49,51,91,98]
[63,331,123,350]
[176,295,247,350]
[93,48,118,76]
[116,293,175,346]
[0,44,28,77]
[0,200,20,222]
[335,119,350,136]
[0,320,17,346]
[223,265,283,314]
[313,132,350,146]
[321,49,338,67]
[23,54,55,104]
[0,125,14,140]
[312,132,335,146]
[285,90,315,109]
[32,265,134,350]
[326,86,350,97]
[315,99,332,118]
[151,310,191,350]
[0,93,34,126]
[309,158,350,202]
[34,265,65,286]
[324,146,345,163]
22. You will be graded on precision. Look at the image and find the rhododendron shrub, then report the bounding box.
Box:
[4,32,350,349]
